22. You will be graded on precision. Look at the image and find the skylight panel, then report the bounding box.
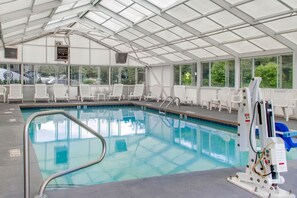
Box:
[26,24,43,32]
[190,38,210,47]
[116,0,133,6]
[29,11,51,22]
[174,53,191,60]
[174,41,197,50]
[47,18,61,25]
[120,7,145,22]
[138,20,163,33]
[2,17,27,29]
[134,38,154,47]
[85,12,108,24]
[155,30,181,42]
[166,4,201,22]
[141,57,163,64]
[151,48,169,54]
[169,26,193,38]
[204,46,228,56]
[3,29,24,38]
[224,41,262,53]
[162,46,176,53]
[188,49,215,58]
[118,30,139,40]
[281,0,297,8]
[282,32,297,44]
[34,0,56,6]
[74,0,90,8]
[237,0,289,19]
[146,0,178,9]
[232,26,265,39]
[143,37,160,45]
[55,3,75,13]
[131,4,153,16]
[127,28,145,37]
[208,11,243,27]
[101,38,123,46]
[150,16,174,28]
[100,0,126,13]
[209,32,241,43]
[264,15,297,33]
[225,0,244,4]
[0,0,30,15]
[185,0,221,15]
[162,54,184,61]
[249,37,287,50]
[115,44,131,52]
[187,18,221,33]
[102,19,126,32]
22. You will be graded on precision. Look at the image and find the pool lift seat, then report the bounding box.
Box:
[275,122,297,151]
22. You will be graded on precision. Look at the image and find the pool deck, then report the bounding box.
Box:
[0,100,297,198]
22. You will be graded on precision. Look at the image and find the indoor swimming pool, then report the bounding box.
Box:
[21,106,295,188]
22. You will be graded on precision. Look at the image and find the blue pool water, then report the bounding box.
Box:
[21,106,295,188]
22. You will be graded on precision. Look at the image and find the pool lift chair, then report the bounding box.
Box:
[228,77,295,198]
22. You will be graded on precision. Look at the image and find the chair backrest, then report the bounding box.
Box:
[79,84,91,97]
[133,84,144,97]
[0,86,6,94]
[9,84,22,97]
[150,85,162,97]
[112,84,123,96]
[262,89,274,100]
[54,84,67,97]
[35,84,47,97]
[174,85,186,100]
[218,87,230,100]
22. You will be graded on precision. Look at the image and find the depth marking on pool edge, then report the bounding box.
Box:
[9,149,22,158]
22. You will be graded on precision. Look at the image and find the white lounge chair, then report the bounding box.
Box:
[108,84,124,101]
[0,86,7,103]
[144,85,162,102]
[8,84,23,103]
[210,87,230,111]
[128,84,144,101]
[53,84,69,102]
[174,85,193,105]
[79,84,95,102]
[274,90,297,121]
[34,84,49,103]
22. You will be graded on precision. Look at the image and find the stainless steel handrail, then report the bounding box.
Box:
[23,110,107,198]
[165,97,180,109]
[159,96,174,112]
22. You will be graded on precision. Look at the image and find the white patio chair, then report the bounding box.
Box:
[53,84,69,102]
[0,86,7,103]
[128,84,144,101]
[8,84,23,103]
[274,90,297,121]
[34,84,49,103]
[108,84,124,101]
[144,85,162,102]
[174,85,193,105]
[79,84,95,102]
[210,87,230,111]
[229,89,243,113]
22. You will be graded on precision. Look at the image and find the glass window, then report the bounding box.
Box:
[70,66,80,86]
[202,63,209,86]
[137,67,145,84]
[174,65,180,85]
[174,64,197,86]
[226,60,235,87]
[254,56,277,88]
[0,64,8,85]
[35,65,68,85]
[56,65,68,85]
[121,67,135,85]
[23,64,34,85]
[111,67,120,84]
[82,66,98,85]
[98,66,109,85]
[240,59,253,87]
[280,55,293,89]
[211,61,226,87]
[9,64,21,84]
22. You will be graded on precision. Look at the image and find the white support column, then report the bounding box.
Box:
[293,51,297,89]
[235,57,240,90]
[196,62,202,105]
[170,64,174,97]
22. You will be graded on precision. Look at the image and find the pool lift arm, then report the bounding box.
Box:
[227,77,295,198]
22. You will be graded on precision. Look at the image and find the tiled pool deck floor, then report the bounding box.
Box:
[0,100,297,198]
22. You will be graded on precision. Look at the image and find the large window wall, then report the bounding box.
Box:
[0,64,21,84]
[174,63,197,86]
[240,54,293,88]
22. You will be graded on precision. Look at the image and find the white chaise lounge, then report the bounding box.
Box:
[128,84,144,101]
[53,84,69,102]
[0,86,7,103]
[8,84,23,103]
[174,85,193,105]
[144,85,162,102]
[34,84,49,103]
[108,84,124,101]
[79,84,95,102]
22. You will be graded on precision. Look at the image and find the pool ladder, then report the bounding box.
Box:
[23,110,107,198]
[159,96,180,114]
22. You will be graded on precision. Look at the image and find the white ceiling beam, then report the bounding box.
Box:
[81,18,114,35]
[131,0,161,14]
[45,17,78,30]
[211,0,297,51]
[52,4,93,20]
[238,48,292,58]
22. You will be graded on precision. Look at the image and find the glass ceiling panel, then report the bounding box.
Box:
[174,53,191,60]
[26,24,43,32]
[155,30,181,42]
[3,29,24,38]
[150,16,174,28]
[237,0,289,19]
[188,49,215,58]
[143,37,160,45]
[208,11,243,27]
[187,18,221,33]
[225,0,243,4]
[116,0,133,7]
[131,4,153,16]
[146,0,178,9]
[2,17,27,29]
[224,41,262,53]
[190,38,210,47]
[141,57,163,64]
[185,0,221,15]
[151,48,169,54]
[134,38,154,47]
[232,26,265,38]
[55,3,75,13]
[100,0,126,13]
[101,38,124,46]
[264,16,297,32]
[85,12,108,24]
[47,18,61,25]
[169,26,193,38]
[0,0,30,15]
[281,0,297,8]
[74,0,91,8]
[115,44,131,52]
[162,46,176,53]
[120,7,145,23]
[162,54,184,61]
[127,28,145,37]
[29,11,51,22]
[174,41,197,50]
[209,32,241,43]
[34,0,55,6]
[204,46,228,56]
[166,4,201,22]
[118,30,139,40]
[138,20,163,33]
[102,19,126,32]
[282,32,297,44]
[249,37,286,50]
